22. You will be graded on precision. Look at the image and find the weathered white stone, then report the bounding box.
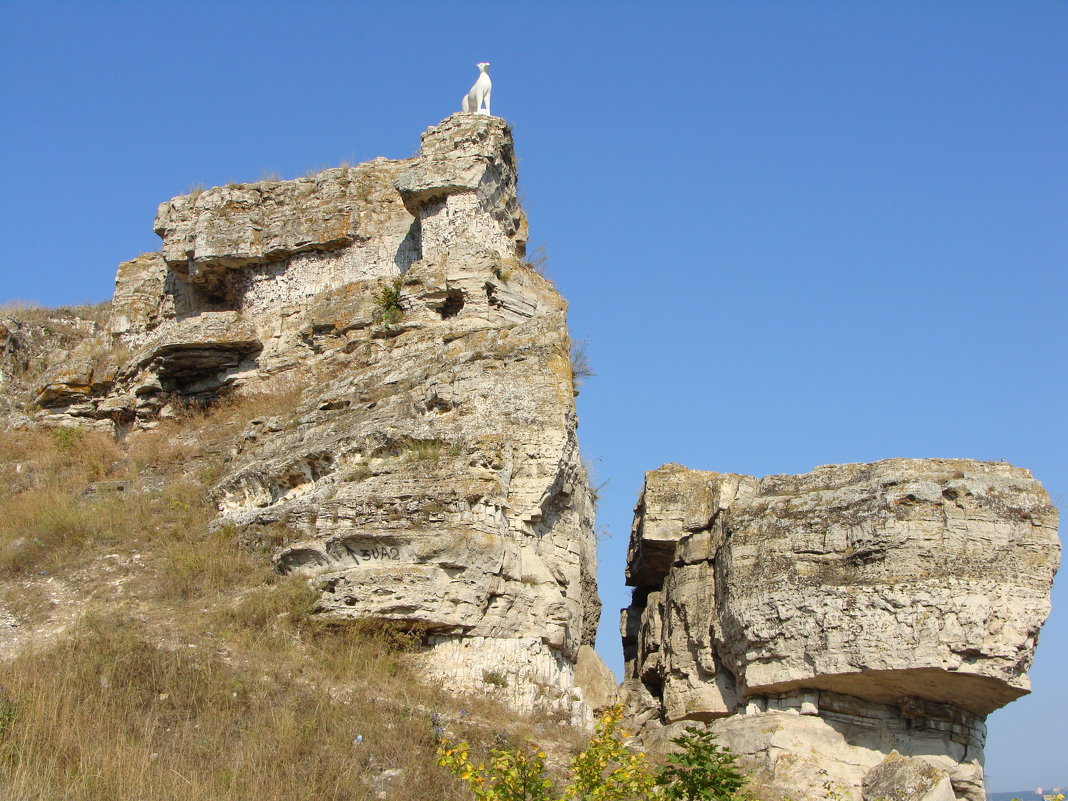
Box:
[153,161,417,289]
[862,751,957,801]
[623,459,1060,801]
[396,114,527,261]
[34,361,95,406]
[574,644,620,712]
[421,635,587,722]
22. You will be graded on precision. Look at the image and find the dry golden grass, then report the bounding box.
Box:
[0,429,123,575]
[0,582,52,627]
[0,300,111,332]
[155,376,310,448]
[0,380,310,582]
[228,378,309,422]
[0,384,581,801]
[0,487,107,575]
[0,427,121,489]
[0,612,472,801]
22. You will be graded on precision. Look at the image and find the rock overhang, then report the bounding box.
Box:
[622,456,1060,800]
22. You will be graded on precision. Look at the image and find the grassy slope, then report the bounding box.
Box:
[0,389,583,801]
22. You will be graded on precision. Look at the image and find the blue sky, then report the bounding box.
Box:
[1,1,1064,791]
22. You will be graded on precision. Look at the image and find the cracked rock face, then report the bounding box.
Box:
[25,114,601,719]
[862,751,956,801]
[622,459,1060,801]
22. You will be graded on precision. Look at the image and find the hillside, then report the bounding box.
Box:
[0,393,599,799]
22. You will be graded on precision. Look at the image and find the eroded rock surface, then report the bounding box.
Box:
[622,459,1060,800]
[20,113,599,719]
[0,306,110,427]
[863,751,956,801]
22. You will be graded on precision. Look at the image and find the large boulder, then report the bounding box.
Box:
[623,458,1060,800]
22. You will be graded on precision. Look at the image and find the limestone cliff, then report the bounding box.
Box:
[622,459,1060,801]
[8,108,1060,796]
[17,114,600,717]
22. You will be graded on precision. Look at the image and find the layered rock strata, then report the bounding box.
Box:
[24,114,601,717]
[622,459,1060,800]
[0,307,108,424]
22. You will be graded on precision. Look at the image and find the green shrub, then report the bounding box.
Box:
[373,277,404,328]
[51,426,83,452]
[657,726,750,801]
[562,705,657,800]
[439,740,554,801]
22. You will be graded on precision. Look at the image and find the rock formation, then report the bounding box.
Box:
[15,113,600,718]
[5,106,1060,796]
[622,459,1060,801]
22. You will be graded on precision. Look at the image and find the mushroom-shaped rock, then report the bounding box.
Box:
[623,458,1060,801]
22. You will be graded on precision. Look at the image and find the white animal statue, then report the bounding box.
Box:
[461,62,492,115]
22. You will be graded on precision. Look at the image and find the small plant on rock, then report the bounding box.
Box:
[400,439,448,463]
[482,670,508,688]
[521,246,549,277]
[570,339,594,394]
[345,463,373,483]
[374,277,404,328]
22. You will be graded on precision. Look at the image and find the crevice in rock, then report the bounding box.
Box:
[438,289,464,319]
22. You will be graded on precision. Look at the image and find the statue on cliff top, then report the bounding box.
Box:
[461,62,492,115]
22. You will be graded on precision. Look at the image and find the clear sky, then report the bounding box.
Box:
[1,0,1064,791]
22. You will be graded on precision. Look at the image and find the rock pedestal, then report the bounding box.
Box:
[622,459,1060,800]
